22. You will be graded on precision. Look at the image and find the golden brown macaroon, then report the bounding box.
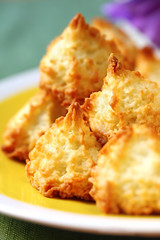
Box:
[90,124,160,215]
[40,13,131,106]
[136,47,160,86]
[91,17,137,68]
[26,101,101,200]
[83,54,160,142]
[2,90,66,161]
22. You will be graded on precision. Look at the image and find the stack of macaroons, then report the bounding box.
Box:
[2,13,160,215]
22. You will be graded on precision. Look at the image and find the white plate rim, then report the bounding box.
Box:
[1,69,160,236]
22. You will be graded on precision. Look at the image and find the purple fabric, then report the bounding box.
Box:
[101,0,160,47]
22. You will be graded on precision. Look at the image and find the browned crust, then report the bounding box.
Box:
[137,46,155,61]
[1,91,48,160]
[26,157,93,201]
[2,90,66,161]
[1,144,29,162]
[107,53,122,74]
[40,180,93,201]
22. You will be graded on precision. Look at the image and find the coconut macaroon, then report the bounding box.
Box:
[90,124,160,215]
[40,13,131,106]
[26,101,101,200]
[136,47,160,86]
[91,17,137,69]
[83,54,160,142]
[2,90,66,161]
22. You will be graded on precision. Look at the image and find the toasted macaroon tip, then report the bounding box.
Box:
[90,125,160,215]
[56,100,85,128]
[69,13,86,29]
[26,101,101,200]
[106,53,121,75]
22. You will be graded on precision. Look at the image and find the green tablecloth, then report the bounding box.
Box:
[0,1,150,239]
[0,214,148,240]
[0,0,108,79]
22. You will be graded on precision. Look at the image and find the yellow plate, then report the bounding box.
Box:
[0,70,160,236]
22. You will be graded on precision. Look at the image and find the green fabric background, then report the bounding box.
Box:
[0,214,152,240]
[0,1,152,239]
[0,0,107,79]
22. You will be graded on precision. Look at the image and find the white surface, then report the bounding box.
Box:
[0,68,39,101]
[1,69,160,236]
